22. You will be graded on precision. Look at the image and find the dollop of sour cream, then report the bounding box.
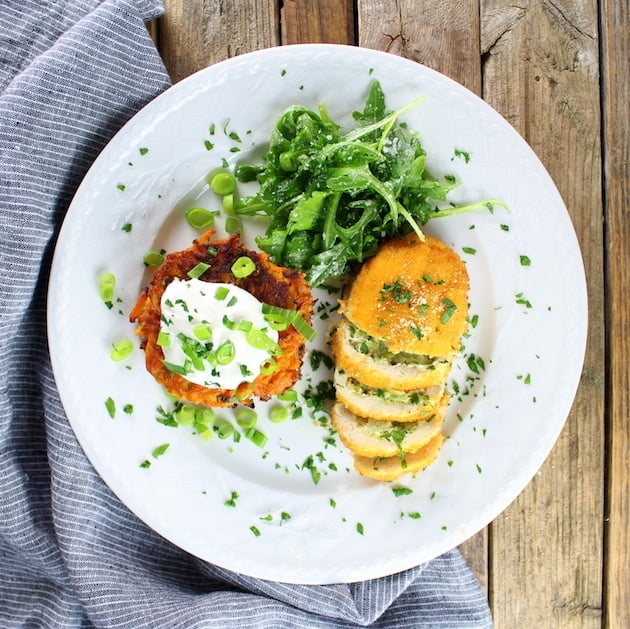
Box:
[159,278,279,389]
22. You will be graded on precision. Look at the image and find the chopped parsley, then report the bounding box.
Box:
[104,397,116,418]
[224,491,239,507]
[151,443,170,458]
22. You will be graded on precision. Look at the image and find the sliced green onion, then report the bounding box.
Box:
[247,328,282,355]
[223,194,235,214]
[187,262,210,279]
[215,419,234,439]
[260,358,278,375]
[260,304,317,341]
[195,407,215,426]
[185,207,216,230]
[193,323,212,340]
[163,360,190,376]
[277,389,298,402]
[143,250,165,267]
[209,171,236,196]
[214,286,229,300]
[291,312,317,342]
[269,405,289,424]
[216,340,235,365]
[246,427,268,448]
[222,315,252,332]
[110,339,133,361]
[175,405,196,425]
[181,342,204,371]
[99,272,116,303]
[263,313,289,331]
[231,256,256,278]
[235,408,258,429]
[157,331,171,347]
[225,214,241,234]
[261,304,292,321]
[236,383,254,402]
[195,423,214,440]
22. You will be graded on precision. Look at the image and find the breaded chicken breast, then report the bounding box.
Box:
[331,233,469,481]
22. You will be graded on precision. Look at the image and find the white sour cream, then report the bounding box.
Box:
[159,278,278,389]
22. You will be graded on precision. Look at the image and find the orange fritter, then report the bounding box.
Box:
[339,234,469,357]
[129,230,313,407]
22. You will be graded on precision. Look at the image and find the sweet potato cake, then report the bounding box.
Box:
[130,230,313,407]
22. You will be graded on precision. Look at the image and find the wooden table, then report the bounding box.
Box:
[149,2,628,626]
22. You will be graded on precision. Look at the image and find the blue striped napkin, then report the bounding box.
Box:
[0,0,493,626]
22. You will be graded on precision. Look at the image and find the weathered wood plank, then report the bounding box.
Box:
[158,0,279,82]
[356,0,488,597]
[600,1,630,627]
[280,0,355,44]
[480,1,604,626]
[357,0,481,94]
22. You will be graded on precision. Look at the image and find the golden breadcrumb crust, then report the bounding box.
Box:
[339,234,469,356]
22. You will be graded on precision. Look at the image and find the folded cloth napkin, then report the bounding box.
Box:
[0,0,493,626]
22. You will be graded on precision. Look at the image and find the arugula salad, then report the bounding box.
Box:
[233,80,500,286]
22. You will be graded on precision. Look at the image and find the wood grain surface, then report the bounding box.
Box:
[150,1,628,626]
[601,1,630,627]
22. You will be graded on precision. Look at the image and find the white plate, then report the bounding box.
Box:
[47,44,587,584]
